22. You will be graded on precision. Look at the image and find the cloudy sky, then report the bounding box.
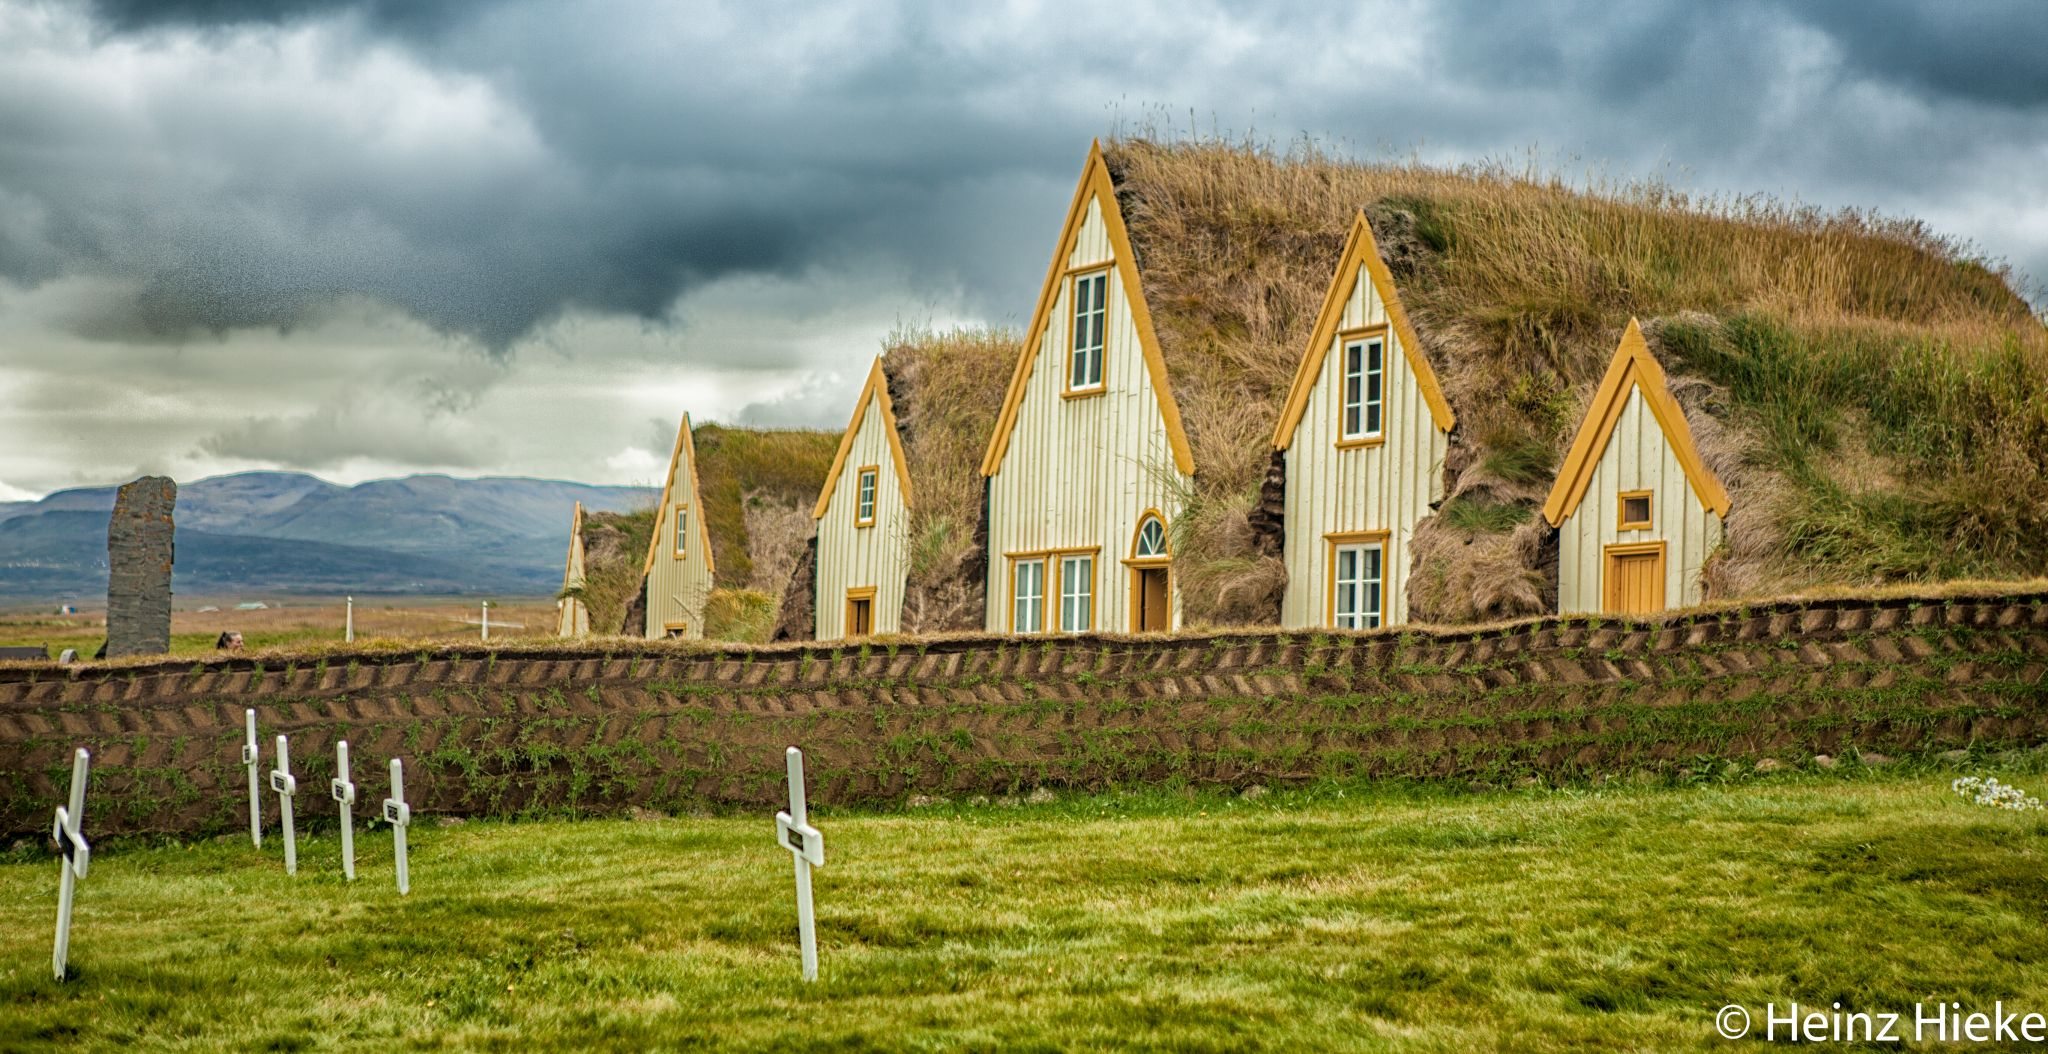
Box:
[1,0,2044,500]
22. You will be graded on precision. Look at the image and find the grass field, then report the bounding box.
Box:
[3,768,2046,1051]
[0,598,561,660]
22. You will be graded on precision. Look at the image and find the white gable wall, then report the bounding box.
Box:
[644,445,712,639]
[1556,387,1722,614]
[815,392,911,639]
[557,525,589,637]
[1280,266,1448,628]
[984,198,1187,633]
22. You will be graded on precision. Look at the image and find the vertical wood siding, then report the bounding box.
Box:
[644,447,713,639]
[1280,265,1449,628]
[814,390,911,639]
[1556,388,1722,613]
[556,525,589,637]
[984,197,1187,633]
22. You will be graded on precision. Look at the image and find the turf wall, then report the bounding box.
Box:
[3,590,2046,837]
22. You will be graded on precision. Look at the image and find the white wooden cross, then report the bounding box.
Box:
[331,740,357,881]
[270,734,298,875]
[242,708,263,848]
[50,748,90,982]
[774,746,825,982]
[383,758,411,895]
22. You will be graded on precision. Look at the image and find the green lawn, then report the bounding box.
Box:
[2,770,2045,1051]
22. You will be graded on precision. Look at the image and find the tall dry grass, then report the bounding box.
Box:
[881,324,1018,633]
[1103,135,2045,620]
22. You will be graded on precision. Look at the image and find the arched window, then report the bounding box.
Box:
[1132,514,1168,560]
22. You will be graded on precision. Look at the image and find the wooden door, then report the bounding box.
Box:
[1602,543,1666,614]
[849,598,872,636]
[1136,567,1169,632]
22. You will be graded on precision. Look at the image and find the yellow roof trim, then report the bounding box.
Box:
[561,500,584,590]
[1273,211,1455,450]
[1540,318,1733,527]
[813,357,916,519]
[640,412,716,577]
[977,140,1196,478]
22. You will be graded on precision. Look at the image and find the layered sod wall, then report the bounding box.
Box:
[3,590,2046,837]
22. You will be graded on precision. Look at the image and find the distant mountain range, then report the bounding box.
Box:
[0,472,655,599]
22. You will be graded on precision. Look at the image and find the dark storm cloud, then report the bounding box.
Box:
[6,0,2044,361]
[1790,0,2048,109]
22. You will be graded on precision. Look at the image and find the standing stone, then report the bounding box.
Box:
[106,476,176,658]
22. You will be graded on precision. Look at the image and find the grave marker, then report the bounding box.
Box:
[242,709,263,848]
[384,758,411,895]
[270,735,298,875]
[774,746,825,981]
[332,740,357,881]
[50,748,90,982]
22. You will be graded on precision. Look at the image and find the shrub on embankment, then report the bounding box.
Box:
[2,587,2044,838]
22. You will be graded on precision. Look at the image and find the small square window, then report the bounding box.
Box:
[1619,491,1653,531]
[855,467,878,526]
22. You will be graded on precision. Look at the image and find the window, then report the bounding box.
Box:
[662,622,689,640]
[1013,559,1045,633]
[1059,555,1094,633]
[1341,336,1385,442]
[1619,490,1653,531]
[1332,542,1383,630]
[672,504,689,558]
[1133,515,1167,559]
[1069,270,1107,391]
[855,467,878,527]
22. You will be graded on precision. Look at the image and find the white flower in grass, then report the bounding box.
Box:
[1952,774,2045,811]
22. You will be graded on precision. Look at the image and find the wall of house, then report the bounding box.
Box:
[1280,266,1449,629]
[644,461,712,640]
[1557,387,1723,613]
[815,393,911,639]
[984,197,1188,633]
[556,519,589,638]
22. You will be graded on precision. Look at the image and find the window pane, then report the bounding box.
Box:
[1365,340,1384,435]
[675,510,686,553]
[1343,343,1362,436]
[1060,556,1092,632]
[1015,560,1044,633]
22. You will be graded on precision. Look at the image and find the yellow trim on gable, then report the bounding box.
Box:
[641,412,717,577]
[813,357,917,520]
[1541,318,1733,527]
[978,140,1196,478]
[562,500,584,592]
[1273,211,1455,450]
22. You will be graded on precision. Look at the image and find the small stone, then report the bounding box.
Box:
[1241,784,1269,801]
[1813,754,1837,770]
[1721,761,1744,778]
[628,806,668,822]
[1754,758,1787,774]
[996,795,1018,808]
[967,795,991,807]
[1628,770,1660,786]
[1857,750,1893,767]
[906,794,947,809]
[1025,787,1056,805]
[1939,749,1971,764]
[1515,776,1544,790]
[437,815,466,827]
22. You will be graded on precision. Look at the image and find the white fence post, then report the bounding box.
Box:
[51,748,91,982]
[345,596,354,644]
[242,709,262,848]
[332,740,357,881]
[774,746,826,982]
[384,759,411,895]
[271,735,298,875]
